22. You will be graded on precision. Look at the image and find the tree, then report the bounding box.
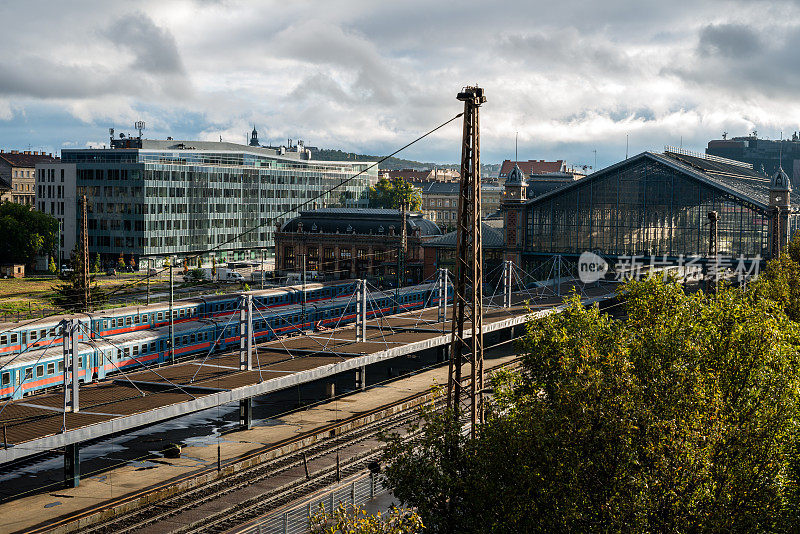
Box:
[368,177,422,211]
[117,253,125,271]
[47,256,57,274]
[51,245,107,311]
[0,201,58,269]
[383,277,800,533]
[309,503,424,533]
[92,253,101,273]
[196,256,202,269]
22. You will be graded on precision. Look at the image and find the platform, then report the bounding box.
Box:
[0,284,615,465]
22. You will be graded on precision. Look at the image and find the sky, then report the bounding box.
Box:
[2,0,800,169]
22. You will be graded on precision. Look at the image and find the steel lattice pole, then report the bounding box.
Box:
[447,86,485,436]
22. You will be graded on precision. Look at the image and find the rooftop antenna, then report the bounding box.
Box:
[134,121,145,139]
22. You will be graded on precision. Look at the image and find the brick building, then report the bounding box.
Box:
[412,181,503,232]
[275,208,441,285]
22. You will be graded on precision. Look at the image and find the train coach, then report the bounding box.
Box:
[0,281,357,359]
[0,282,445,400]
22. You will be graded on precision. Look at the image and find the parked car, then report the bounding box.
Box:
[106,267,116,276]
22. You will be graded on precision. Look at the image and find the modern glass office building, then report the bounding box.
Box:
[53,139,375,265]
[521,149,798,266]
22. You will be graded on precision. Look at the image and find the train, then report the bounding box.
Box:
[0,281,446,400]
[0,281,358,358]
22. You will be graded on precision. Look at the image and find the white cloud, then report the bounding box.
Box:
[2,0,800,166]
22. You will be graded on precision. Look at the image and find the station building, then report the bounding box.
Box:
[36,135,376,267]
[275,208,441,284]
[504,148,797,271]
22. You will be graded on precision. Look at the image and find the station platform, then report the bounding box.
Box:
[0,284,615,467]
[3,347,519,534]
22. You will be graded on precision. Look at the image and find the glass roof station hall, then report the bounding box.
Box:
[518,148,797,271]
[52,136,376,266]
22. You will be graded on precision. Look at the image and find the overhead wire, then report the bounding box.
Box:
[0,112,464,340]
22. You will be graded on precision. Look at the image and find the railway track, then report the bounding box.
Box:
[43,352,521,534]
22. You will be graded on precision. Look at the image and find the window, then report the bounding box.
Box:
[47,363,55,375]
[25,368,32,380]
[58,361,64,372]
[36,365,44,377]
[0,335,6,345]
[125,317,132,326]
[157,312,163,321]
[29,330,37,341]
[132,345,139,356]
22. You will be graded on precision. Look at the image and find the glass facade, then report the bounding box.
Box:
[525,158,770,258]
[65,148,375,262]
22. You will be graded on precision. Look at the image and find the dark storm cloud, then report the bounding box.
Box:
[105,12,186,75]
[667,22,800,98]
[697,24,762,58]
[498,31,635,75]
[0,11,188,101]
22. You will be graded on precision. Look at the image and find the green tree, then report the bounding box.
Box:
[117,253,125,271]
[368,177,422,211]
[384,278,800,533]
[51,245,107,311]
[309,503,424,533]
[0,202,58,268]
[47,256,57,274]
[196,256,202,269]
[92,253,101,273]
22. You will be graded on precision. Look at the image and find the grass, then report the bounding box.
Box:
[0,273,171,320]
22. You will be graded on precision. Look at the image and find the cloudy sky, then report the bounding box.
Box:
[1,0,799,169]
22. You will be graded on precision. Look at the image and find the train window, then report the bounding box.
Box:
[150,342,156,352]
[123,348,130,358]
[36,365,43,377]
[47,362,55,375]
[172,310,178,318]
[132,345,139,356]
[1,373,8,386]
[125,317,132,326]
[183,335,188,345]
[29,330,37,340]
[190,334,195,343]
[78,357,83,368]
[49,328,56,336]
[40,329,46,339]
[58,361,64,372]
[157,312,163,321]
[24,368,32,380]
[0,335,5,345]
[10,333,17,343]
[134,315,140,325]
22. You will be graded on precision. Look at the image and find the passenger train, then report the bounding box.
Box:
[0,281,358,358]
[0,281,446,400]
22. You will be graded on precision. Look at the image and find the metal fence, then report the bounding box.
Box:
[237,472,387,534]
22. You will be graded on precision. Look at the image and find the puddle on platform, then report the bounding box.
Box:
[43,501,61,508]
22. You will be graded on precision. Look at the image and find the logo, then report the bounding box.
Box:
[578,251,608,284]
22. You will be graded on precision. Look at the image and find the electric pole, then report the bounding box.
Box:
[81,195,90,311]
[396,200,407,308]
[447,85,486,436]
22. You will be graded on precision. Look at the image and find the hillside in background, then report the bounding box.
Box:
[309,147,499,175]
